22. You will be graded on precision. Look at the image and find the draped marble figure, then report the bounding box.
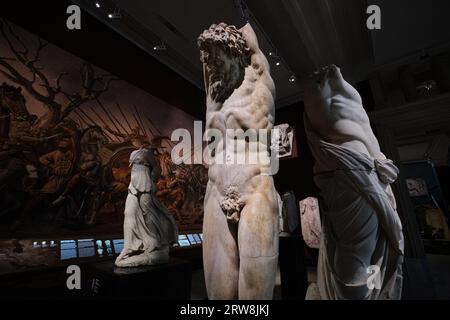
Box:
[115,145,178,267]
[198,23,279,299]
[303,65,404,300]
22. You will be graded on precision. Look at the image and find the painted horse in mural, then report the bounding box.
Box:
[53,125,110,227]
[0,82,53,144]
[0,83,41,221]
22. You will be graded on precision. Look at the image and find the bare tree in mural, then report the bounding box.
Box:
[0,19,118,127]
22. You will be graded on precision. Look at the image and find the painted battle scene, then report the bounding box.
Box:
[0,19,207,238]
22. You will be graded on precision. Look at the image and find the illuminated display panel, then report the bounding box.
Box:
[192,233,201,243]
[178,235,191,247]
[187,234,196,244]
[60,240,77,260]
[113,239,124,253]
[78,239,95,258]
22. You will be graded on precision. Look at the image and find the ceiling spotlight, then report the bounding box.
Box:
[95,2,100,8]
[108,7,122,19]
[275,61,281,66]
[268,52,273,56]
[153,43,166,51]
[289,75,296,83]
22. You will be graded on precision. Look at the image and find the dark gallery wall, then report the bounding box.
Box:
[1,0,205,120]
[274,103,319,202]
[274,104,317,299]
[436,166,450,206]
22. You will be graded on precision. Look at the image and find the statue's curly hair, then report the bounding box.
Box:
[197,23,251,68]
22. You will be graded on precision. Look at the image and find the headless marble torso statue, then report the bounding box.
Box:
[198,23,279,299]
[304,65,383,160]
[303,65,404,300]
[115,147,178,267]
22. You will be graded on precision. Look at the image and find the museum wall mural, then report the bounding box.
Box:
[0,19,207,238]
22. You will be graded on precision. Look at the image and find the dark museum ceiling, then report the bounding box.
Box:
[75,0,450,109]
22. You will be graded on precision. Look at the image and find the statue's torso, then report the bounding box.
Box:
[129,148,153,193]
[304,73,382,160]
[206,66,275,197]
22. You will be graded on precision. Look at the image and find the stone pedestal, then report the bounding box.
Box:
[86,258,192,299]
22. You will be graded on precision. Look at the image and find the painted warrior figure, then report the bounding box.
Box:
[303,65,404,300]
[198,23,279,299]
[51,126,108,209]
[115,140,178,267]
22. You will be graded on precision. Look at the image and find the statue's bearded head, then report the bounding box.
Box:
[198,23,252,103]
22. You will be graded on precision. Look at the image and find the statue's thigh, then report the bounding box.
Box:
[202,185,239,299]
[237,191,279,299]
[329,190,379,287]
[238,191,279,258]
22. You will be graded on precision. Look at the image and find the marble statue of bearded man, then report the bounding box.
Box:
[198,23,279,299]
[303,65,404,300]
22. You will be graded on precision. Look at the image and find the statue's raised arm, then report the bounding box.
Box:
[198,22,279,300]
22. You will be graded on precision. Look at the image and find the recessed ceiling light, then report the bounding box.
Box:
[153,43,166,51]
[275,61,281,66]
[289,75,296,83]
[107,8,122,19]
[95,2,100,8]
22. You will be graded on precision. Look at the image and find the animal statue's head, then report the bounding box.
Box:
[198,23,252,103]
